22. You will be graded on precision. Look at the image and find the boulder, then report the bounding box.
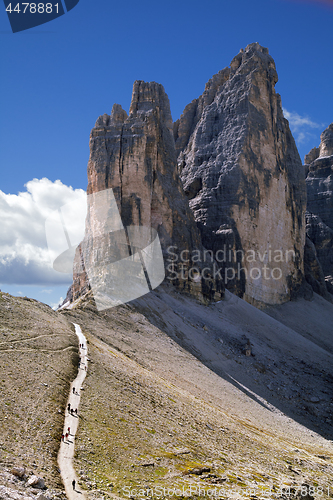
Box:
[10,467,26,479]
[26,476,45,489]
[185,466,211,475]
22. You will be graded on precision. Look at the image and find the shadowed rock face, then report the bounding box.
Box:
[305,212,333,279]
[174,43,307,306]
[305,123,333,288]
[72,81,223,305]
[305,123,333,233]
[304,235,332,301]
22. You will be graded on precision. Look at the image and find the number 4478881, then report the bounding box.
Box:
[6,3,59,13]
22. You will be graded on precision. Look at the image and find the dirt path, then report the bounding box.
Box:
[57,323,87,500]
[0,332,69,345]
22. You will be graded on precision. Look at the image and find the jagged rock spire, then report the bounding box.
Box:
[175,43,307,305]
[72,80,224,305]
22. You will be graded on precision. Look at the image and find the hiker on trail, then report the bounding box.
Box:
[70,408,74,415]
[65,432,68,440]
[68,403,71,412]
[68,426,70,434]
[73,387,75,394]
[61,434,64,441]
[72,479,75,490]
[75,408,78,415]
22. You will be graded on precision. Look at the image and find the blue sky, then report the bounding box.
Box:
[0,0,332,307]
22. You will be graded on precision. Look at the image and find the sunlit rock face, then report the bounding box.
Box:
[71,81,224,306]
[175,43,307,305]
[67,43,317,308]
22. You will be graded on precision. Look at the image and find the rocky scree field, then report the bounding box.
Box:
[60,287,333,500]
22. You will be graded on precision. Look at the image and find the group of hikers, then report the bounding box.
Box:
[67,402,78,415]
[61,426,71,442]
[61,403,78,443]
[60,339,86,493]
[78,357,87,371]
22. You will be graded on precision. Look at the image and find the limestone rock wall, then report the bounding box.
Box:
[305,124,333,287]
[304,236,332,301]
[305,123,333,233]
[72,81,224,304]
[175,43,307,305]
[68,44,320,308]
[305,212,333,279]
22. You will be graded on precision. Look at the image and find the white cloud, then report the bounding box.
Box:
[51,296,64,311]
[283,109,319,130]
[0,178,86,285]
[283,108,322,145]
[296,132,306,144]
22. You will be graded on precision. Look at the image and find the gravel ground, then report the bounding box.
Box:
[60,286,333,500]
[0,292,79,491]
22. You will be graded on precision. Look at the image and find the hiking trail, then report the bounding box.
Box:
[57,323,87,500]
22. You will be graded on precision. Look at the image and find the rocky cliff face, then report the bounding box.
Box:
[72,81,223,306]
[174,43,307,306]
[304,234,332,301]
[68,44,317,309]
[305,123,333,233]
[304,123,333,293]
